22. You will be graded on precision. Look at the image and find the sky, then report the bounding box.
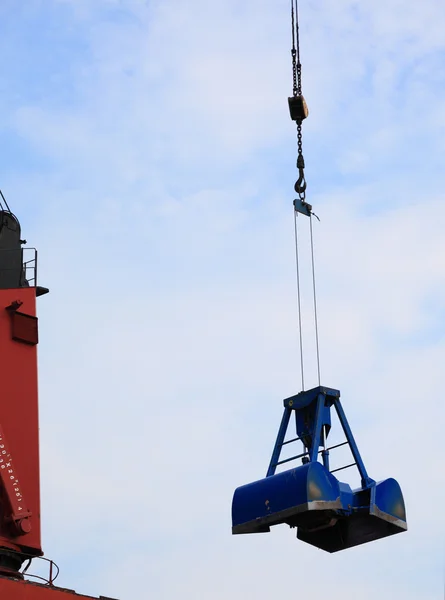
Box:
[0,0,444,598]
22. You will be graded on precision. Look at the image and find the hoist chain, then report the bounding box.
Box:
[295,122,306,200]
[296,63,302,95]
[292,49,298,96]
[291,8,302,97]
[290,0,307,202]
[291,5,299,96]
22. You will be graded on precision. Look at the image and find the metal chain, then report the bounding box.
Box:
[295,122,306,200]
[296,62,302,95]
[291,2,298,96]
[292,49,298,96]
[291,1,302,96]
[291,0,306,201]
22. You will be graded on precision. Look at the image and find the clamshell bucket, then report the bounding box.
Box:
[231,386,407,552]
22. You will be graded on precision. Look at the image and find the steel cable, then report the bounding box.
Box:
[293,211,305,391]
[310,214,321,386]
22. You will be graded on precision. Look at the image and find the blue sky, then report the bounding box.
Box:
[1,1,444,598]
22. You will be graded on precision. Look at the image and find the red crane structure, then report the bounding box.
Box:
[0,196,117,599]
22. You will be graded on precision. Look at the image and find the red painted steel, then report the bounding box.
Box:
[0,287,42,557]
[0,237,118,596]
[0,576,113,599]
[0,424,33,533]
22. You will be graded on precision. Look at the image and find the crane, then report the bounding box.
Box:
[231,1,407,551]
[0,195,117,599]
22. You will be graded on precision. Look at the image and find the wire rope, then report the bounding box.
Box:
[309,214,321,386]
[293,211,305,391]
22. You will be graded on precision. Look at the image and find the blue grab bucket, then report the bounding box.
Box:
[231,386,407,552]
[232,462,407,552]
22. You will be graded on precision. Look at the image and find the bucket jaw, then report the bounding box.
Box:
[296,477,407,552]
[232,461,344,534]
[231,386,407,552]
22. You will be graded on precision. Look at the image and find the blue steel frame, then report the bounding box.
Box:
[266,386,374,489]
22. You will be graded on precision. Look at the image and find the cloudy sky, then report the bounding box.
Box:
[1,0,444,598]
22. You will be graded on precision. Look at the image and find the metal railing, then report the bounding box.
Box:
[22,248,38,286]
[21,553,60,586]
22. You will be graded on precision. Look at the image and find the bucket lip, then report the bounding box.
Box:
[370,505,407,530]
[232,498,342,534]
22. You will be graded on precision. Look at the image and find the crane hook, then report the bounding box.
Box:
[294,154,306,198]
[295,170,307,196]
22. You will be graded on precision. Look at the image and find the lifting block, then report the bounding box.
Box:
[288,95,309,121]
